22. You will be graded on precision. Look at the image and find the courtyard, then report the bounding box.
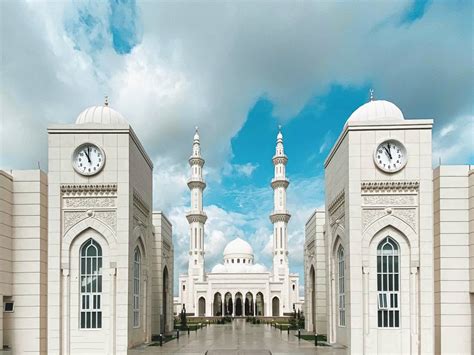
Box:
[130,319,345,354]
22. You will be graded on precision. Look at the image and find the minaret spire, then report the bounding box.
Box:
[186,127,207,282]
[270,126,291,277]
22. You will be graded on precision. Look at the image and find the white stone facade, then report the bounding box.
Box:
[0,103,174,354]
[304,98,474,354]
[179,129,300,318]
[0,170,48,354]
[433,165,474,355]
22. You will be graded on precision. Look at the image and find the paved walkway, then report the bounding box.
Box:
[130,319,345,355]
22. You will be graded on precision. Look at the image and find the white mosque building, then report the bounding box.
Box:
[178,128,300,317]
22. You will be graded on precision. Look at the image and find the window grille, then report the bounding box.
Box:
[337,245,345,326]
[133,247,141,328]
[80,239,102,329]
[377,236,400,328]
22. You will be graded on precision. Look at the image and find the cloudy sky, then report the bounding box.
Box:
[1,0,472,294]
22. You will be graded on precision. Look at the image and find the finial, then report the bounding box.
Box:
[104,95,109,106]
[278,124,282,131]
[195,126,199,133]
[369,89,375,101]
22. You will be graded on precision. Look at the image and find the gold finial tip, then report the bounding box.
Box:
[104,95,109,106]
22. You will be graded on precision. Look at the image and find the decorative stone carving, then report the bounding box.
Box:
[362,209,386,231]
[64,197,116,208]
[133,190,150,229]
[362,208,417,232]
[95,211,117,231]
[61,184,117,196]
[393,209,416,231]
[361,181,419,193]
[64,211,87,232]
[362,195,416,206]
[328,190,345,227]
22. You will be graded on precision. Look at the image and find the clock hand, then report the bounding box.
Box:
[85,148,91,163]
[385,144,393,160]
[383,146,391,160]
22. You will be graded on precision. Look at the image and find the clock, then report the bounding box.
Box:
[374,139,407,173]
[72,143,106,176]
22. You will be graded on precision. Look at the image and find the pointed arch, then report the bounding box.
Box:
[62,218,116,265]
[362,215,418,265]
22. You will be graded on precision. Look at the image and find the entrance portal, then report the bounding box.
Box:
[235,292,243,316]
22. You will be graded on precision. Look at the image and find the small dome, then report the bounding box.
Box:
[347,100,404,123]
[223,238,254,257]
[76,105,127,125]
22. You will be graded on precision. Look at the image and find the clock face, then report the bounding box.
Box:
[72,143,106,176]
[374,139,407,173]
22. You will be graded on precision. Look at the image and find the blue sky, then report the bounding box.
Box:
[1,0,472,294]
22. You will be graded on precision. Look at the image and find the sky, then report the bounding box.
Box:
[1,0,473,295]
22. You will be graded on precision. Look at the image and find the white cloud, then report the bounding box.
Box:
[432,115,474,165]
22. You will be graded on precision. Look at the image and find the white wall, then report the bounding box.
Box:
[434,165,473,355]
[0,170,48,354]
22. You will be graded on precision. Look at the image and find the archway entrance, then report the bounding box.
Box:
[213,292,222,316]
[272,297,280,316]
[163,266,169,332]
[198,297,206,316]
[245,292,254,316]
[235,292,243,316]
[256,292,264,316]
[225,292,233,316]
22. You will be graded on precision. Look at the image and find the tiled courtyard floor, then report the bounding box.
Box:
[130,319,345,354]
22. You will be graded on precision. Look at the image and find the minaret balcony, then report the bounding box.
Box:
[186,211,208,224]
[271,178,289,189]
[272,155,288,165]
[188,156,205,166]
[269,211,291,223]
[187,178,206,190]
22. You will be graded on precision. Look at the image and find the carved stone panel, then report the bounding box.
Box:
[64,197,116,208]
[362,194,416,206]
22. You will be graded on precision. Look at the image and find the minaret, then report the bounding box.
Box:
[270,126,291,277]
[186,127,207,281]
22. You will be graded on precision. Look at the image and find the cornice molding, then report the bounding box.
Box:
[186,212,208,224]
[272,156,288,165]
[61,183,117,196]
[271,178,289,189]
[187,179,206,190]
[328,190,344,215]
[361,181,419,193]
[269,212,291,223]
[188,157,205,167]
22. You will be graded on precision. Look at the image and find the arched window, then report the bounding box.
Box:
[80,239,102,329]
[133,247,141,328]
[237,258,240,263]
[337,245,345,326]
[377,236,400,328]
[182,284,186,291]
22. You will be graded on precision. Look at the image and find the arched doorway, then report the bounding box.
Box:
[256,292,264,316]
[213,292,222,316]
[310,266,316,331]
[163,266,169,332]
[235,292,243,316]
[245,292,254,316]
[225,292,233,316]
[272,296,280,316]
[198,297,206,316]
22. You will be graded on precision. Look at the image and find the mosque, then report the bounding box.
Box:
[178,128,301,317]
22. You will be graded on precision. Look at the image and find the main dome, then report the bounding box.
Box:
[223,238,254,257]
[347,100,404,123]
[75,105,127,125]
